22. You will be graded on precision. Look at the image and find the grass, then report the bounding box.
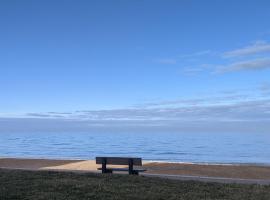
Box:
[0,169,270,200]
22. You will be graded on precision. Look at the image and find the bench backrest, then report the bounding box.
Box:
[96,157,142,166]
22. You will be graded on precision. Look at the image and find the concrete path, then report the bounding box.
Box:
[142,173,270,185]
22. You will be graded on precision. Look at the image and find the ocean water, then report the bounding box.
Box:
[0,132,269,164]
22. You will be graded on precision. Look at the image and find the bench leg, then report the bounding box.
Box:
[105,169,112,173]
[132,171,139,175]
[128,159,136,175]
[101,159,112,174]
[128,170,139,175]
[102,162,106,173]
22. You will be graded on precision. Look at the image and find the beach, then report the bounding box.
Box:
[1,158,270,183]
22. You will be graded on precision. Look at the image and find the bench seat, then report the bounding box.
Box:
[97,167,146,172]
[96,157,146,175]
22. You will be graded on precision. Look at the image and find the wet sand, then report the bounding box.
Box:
[1,158,270,181]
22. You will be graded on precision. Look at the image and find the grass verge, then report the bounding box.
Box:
[0,169,270,200]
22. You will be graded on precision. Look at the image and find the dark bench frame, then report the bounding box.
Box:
[96,157,146,175]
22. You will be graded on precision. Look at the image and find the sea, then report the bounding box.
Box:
[0,131,269,165]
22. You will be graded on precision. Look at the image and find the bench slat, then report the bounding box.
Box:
[96,157,142,166]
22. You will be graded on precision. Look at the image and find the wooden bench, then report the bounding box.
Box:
[96,157,146,175]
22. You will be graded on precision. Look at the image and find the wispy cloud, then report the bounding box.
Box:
[217,58,270,73]
[223,41,270,58]
[182,66,205,75]
[27,113,54,118]
[134,94,251,108]
[2,89,270,133]
[258,30,270,37]
[177,39,270,74]
[154,50,215,67]
[1,99,270,133]
[259,82,270,95]
[27,112,70,118]
[17,93,270,122]
[155,58,177,65]
[182,64,216,75]
[179,50,214,58]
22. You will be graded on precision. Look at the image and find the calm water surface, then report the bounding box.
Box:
[0,132,269,164]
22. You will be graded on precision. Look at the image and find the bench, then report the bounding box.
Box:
[96,157,146,175]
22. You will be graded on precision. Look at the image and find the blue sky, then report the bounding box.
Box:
[0,0,270,132]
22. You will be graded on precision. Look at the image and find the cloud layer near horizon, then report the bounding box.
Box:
[25,99,270,121]
[1,96,269,133]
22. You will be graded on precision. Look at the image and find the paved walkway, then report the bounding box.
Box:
[142,173,270,185]
[1,166,269,185]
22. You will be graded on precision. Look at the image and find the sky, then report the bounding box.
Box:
[0,0,270,133]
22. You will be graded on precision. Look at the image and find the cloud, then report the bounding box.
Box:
[182,67,204,75]
[2,90,270,133]
[179,50,214,58]
[47,112,73,115]
[259,82,270,95]
[158,50,214,62]
[181,64,216,75]
[27,113,67,118]
[259,30,270,37]
[177,40,270,74]
[16,98,270,122]
[27,113,54,118]
[1,99,270,133]
[155,59,177,65]
[134,94,251,108]
[223,41,270,58]
[176,40,270,74]
[217,58,270,73]
[154,50,214,67]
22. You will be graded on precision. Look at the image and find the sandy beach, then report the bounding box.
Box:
[1,158,270,182]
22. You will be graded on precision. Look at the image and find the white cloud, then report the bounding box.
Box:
[217,58,270,73]
[182,67,204,75]
[135,94,251,108]
[179,50,214,58]
[154,50,214,67]
[15,97,270,122]
[155,59,177,64]
[2,90,270,133]
[259,82,270,95]
[223,41,270,58]
[1,99,270,133]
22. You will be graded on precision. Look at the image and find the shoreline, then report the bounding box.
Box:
[1,156,270,167]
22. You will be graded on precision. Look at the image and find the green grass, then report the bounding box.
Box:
[0,169,270,200]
